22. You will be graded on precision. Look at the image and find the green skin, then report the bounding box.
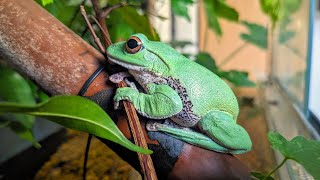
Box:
[107,34,252,154]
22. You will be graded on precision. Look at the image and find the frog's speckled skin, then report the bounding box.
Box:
[107,34,252,154]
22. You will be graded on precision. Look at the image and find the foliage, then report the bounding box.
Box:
[171,0,194,21]
[203,0,239,36]
[0,66,40,148]
[240,21,268,49]
[0,95,152,154]
[39,0,54,6]
[268,132,320,179]
[107,5,160,42]
[195,52,255,87]
[259,0,302,28]
[252,132,320,179]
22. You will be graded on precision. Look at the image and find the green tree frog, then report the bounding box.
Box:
[107,34,252,154]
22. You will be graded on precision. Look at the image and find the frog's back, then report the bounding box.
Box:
[173,60,239,120]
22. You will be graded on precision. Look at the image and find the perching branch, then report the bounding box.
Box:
[82,2,158,179]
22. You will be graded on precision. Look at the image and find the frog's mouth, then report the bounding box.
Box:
[107,55,146,71]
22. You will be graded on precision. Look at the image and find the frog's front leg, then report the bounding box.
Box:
[114,83,183,119]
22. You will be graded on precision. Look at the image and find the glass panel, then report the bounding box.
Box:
[309,0,320,120]
[272,0,310,107]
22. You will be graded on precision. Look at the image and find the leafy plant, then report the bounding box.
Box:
[0,66,40,148]
[0,95,152,154]
[194,52,255,87]
[251,132,320,179]
[203,0,239,36]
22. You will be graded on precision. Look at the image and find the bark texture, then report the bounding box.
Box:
[0,0,109,96]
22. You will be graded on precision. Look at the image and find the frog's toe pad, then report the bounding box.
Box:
[146,121,160,131]
[109,72,131,83]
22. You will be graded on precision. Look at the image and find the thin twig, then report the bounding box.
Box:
[218,42,248,68]
[80,5,106,54]
[91,0,112,46]
[101,2,128,17]
[83,1,158,179]
[88,15,110,46]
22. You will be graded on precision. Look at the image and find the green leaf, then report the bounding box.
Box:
[0,117,10,128]
[108,6,160,42]
[268,132,320,179]
[203,0,239,36]
[278,17,296,44]
[9,121,41,148]
[259,0,281,27]
[214,0,239,21]
[0,67,39,146]
[39,0,54,6]
[217,70,256,87]
[195,52,218,71]
[0,96,152,154]
[171,0,194,21]
[240,21,268,49]
[251,172,274,180]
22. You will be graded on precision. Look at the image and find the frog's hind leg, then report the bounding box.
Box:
[146,120,232,153]
[198,110,252,154]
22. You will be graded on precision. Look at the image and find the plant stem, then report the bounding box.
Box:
[263,157,288,180]
[218,42,248,68]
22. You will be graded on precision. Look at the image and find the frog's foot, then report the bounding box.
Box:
[113,87,139,109]
[146,120,232,153]
[109,72,131,84]
[198,110,252,154]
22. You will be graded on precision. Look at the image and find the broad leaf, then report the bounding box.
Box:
[195,52,218,71]
[217,70,256,87]
[39,0,54,6]
[203,0,239,36]
[108,6,160,42]
[278,16,296,44]
[259,0,281,27]
[9,121,41,148]
[251,172,274,180]
[240,21,267,49]
[0,96,152,154]
[171,0,194,21]
[0,67,38,146]
[268,132,320,179]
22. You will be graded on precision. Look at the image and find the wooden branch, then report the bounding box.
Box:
[80,6,106,54]
[83,3,158,179]
[91,0,112,46]
[119,82,158,180]
[101,3,128,17]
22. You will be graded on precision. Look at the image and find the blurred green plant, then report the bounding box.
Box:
[0,66,40,148]
[251,132,320,180]
[0,95,152,154]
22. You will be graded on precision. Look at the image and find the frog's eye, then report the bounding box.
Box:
[125,36,142,54]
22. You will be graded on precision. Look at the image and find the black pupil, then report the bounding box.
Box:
[127,39,138,49]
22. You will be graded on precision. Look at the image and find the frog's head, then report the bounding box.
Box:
[107,33,184,76]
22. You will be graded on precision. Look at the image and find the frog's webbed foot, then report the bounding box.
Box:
[199,110,252,154]
[146,120,232,153]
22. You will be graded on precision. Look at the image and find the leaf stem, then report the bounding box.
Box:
[218,42,248,68]
[263,157,288,180]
